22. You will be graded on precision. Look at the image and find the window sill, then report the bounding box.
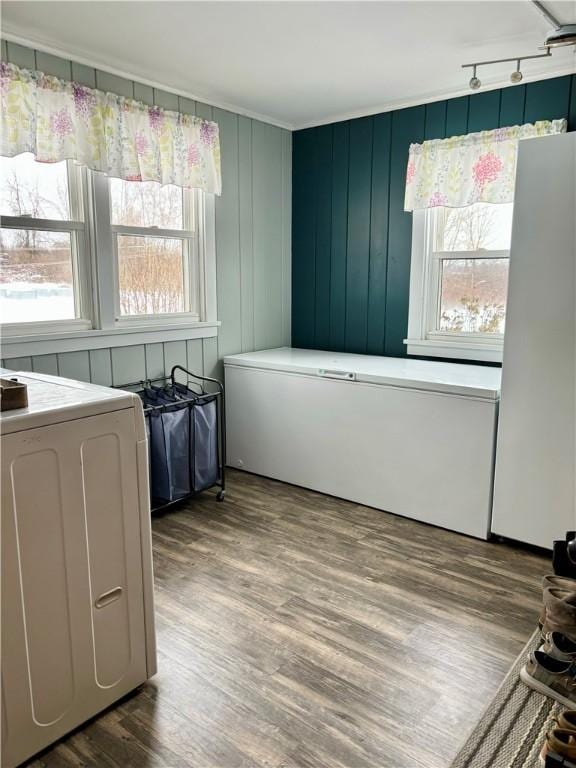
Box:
[1,321,220,359]
[404,338,503,363]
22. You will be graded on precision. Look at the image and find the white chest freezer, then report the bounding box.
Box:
[224,348,501,539]
[1,370,156,768]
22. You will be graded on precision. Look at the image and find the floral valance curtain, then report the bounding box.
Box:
[1,62,222,195]
[404,118,566,211]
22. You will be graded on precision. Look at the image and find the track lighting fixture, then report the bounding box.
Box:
[462,51,550,91]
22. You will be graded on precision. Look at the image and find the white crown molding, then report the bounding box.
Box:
[1,29,295,131]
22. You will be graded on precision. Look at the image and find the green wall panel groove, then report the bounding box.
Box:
[424,101,447,140]
[314,125,334,350]
[445,95,469,137]
[328,122,350,352]
[524,75,572,124]
[345,117,373,353]
[499,85,526,127]
[291,128,317,348]
[366,113,392,356]
[467,89,501,133]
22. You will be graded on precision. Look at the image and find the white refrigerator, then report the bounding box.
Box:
[491,131,576,548]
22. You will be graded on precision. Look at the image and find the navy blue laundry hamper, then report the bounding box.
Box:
[119,365,225,510]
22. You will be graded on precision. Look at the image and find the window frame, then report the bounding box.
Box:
[92,173,202,327]
[405,207,510,363]
[1,158,218,358]
[1,160,93,337]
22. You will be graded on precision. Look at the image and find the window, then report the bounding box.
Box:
[1,154,217,354]
[0,154,90,328]
[405,202,514,362]
[98,177,200,324]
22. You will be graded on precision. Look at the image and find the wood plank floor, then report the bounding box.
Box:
[29,470,548,768]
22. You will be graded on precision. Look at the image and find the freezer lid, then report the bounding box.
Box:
[0,370,140,433]
[223,347,501,400]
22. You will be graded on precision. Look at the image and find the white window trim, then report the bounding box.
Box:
[1,163,218,360]
[404,209,505,363]
[92,173,202,326]
[1,162,94,335]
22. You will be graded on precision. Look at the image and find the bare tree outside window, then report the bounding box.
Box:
[110,178,183,229]
[439,258,508,333]
[110,179,192,317]
[435,203,512,334]
[117,236,185,315]
[0,155,76,323]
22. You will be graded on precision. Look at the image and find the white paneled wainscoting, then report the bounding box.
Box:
[2,339,218,388]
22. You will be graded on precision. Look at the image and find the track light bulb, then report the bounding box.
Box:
[510,61,523,83]
[469,66,481,90]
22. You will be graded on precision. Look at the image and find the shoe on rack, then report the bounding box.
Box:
[569,538,576,566]
[539,577,576,634]
[542,587,576,642]
[543,576,576,592]
[542,633,576,664]
[553,536,576,580]
[520,650,576,708]
[539,728,576,766]
[556,710,576,732]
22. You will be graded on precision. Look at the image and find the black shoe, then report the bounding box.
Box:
[553,534,576,579]
[568,537,576,567]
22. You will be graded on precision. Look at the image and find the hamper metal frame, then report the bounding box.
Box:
[117,364,226,512]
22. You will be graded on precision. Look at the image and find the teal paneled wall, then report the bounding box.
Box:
[1,42,292,383]
[292,74,576,358]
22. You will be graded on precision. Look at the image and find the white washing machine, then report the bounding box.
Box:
[1,370,156,768]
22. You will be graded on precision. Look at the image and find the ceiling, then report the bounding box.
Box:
[2,1,575,129]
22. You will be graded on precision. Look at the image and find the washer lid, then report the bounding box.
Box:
[223,347,501,400]
[0,370,138,433]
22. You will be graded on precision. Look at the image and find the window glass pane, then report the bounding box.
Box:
[0,153,71,220]
[117,235,187,316]
[439,258,509,334]
[435,203,513,252]
[110,179,184,229]
[0,229,75,323]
